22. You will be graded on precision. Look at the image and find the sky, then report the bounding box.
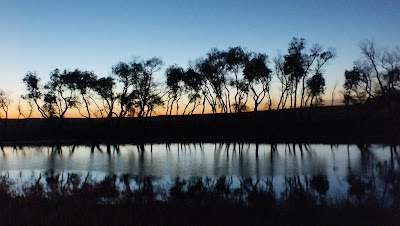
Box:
[0,0,399,116]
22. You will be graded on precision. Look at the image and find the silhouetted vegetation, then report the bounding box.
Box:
[13,38,400,127]
[343,39,400,115]
[0,90,12,119]
[14,38,336,118]
[0,171,398,225]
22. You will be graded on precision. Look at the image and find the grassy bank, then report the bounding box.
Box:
[0,105,399,145]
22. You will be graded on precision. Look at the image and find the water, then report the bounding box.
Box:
[0,143,399,200]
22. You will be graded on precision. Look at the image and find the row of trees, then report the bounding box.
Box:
[165,38,334,115]
[21,57,164,118]
[1,37,397,119]
[11,37,335,119]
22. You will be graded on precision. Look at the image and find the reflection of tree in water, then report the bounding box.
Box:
[135,143,146,176]
[356,144,375,171]
[1,143,399,204]
[376,145,400,205]
[345,145,371,201]
[344,144,400,206]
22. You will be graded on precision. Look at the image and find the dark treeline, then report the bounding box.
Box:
[0,38,391,119]
[18,37,335,118]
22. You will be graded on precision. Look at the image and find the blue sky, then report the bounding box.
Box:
[1,0,399,103]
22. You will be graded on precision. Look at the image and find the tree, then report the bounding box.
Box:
[283,38,334,108]
[224,46,251,113]
[182,68,203,115]
[165,65,185,115]
[17,96,34,119]
[331,81,338,106]
[43,69,78,118]
[243,53,272,111]
[343,40,400,111]
[63,69,97,118]
[304,47,334,106]
[343,67,371,105]
[274,53,292,109]
[193,47,274,113]
[92,76,117,118]
[22,72,49,118]
[131,57,164,117]
[196,50,226,114]
[0,90,12,119]
[112,62,136,118]
[360,40,400,109]
[359,39,386,95]
[107,57,164,118]
[306,72,326,106]
[283,37,306,109]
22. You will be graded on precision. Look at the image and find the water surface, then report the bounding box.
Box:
[1,143,399,200]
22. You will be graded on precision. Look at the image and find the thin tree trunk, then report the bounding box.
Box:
[294,81,298,109]
[82,96,91,118]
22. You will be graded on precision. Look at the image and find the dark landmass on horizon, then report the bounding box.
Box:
[0,105,398,146]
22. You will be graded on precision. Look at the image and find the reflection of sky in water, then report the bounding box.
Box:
[0,144,399,197]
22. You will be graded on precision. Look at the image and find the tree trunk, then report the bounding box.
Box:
[294,80,298,109]
[82,96,91,118]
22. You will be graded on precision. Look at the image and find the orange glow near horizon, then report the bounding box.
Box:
[1,97,344,119]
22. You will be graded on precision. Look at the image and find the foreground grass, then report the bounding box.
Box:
[0,174,399,225]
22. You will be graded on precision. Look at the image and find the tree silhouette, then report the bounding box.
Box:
[22,72,49,118]
[306,72,325,106]
[0,90,12,119]
[103,57,164,118]
[92,76,117,118]
[0,89,12,119]
[343,67,370,106]
[283,37,306,109]
[131,57,164,117]
[63,69,97,118]
[165,65,185,115]
[224,46,251,113]
[182,68,203,115]
[343,40,400,112]
[305,48,334,107]
[43,69,78,118]
[112,62,136,118]
[359,40,386,95]
[17,97,34,119]
[384,68,400,94]
[243,53,272,111]
[16,42,342,118]
[283,38,334,108]
[354,39,400,112]
[196,49,227,114]
[274,53,292,109]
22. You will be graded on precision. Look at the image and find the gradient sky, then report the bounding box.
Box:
[1,0,399,107]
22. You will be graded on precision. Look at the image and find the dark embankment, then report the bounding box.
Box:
[0,105,399,145]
